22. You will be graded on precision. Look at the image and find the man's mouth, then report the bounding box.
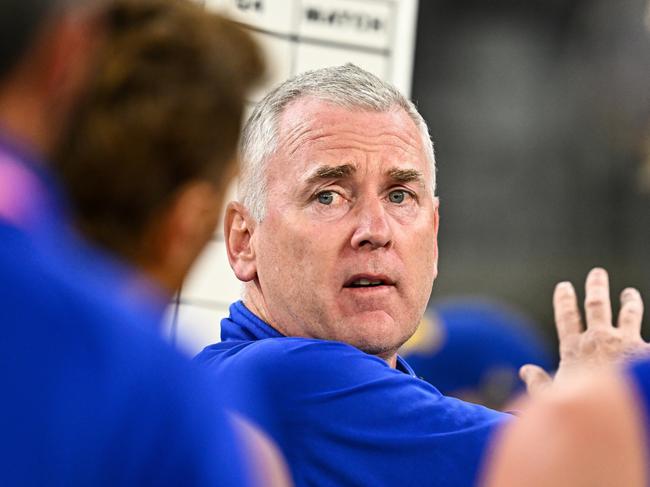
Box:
[343,275,395,289]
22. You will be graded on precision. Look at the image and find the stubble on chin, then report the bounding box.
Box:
[330,313,417,359]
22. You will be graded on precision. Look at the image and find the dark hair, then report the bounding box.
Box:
[0,0,55,79]
[55,0,264,260]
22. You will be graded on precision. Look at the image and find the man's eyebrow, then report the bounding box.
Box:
[305,164,356,184]
[387,168,425,185]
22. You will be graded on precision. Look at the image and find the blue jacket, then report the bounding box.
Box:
[0,133,251,486]
[196,301,510,486]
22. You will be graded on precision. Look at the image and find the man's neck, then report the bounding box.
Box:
[380,354,398,368]
[242,288,287,336]
[243,287,401,368]
[0,91,54,161]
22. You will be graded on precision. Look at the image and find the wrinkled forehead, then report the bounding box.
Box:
[276,96,419,142]
[272,97,429,179]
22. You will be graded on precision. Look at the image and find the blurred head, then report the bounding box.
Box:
[55,0,264,293]
[0,0,108,155]
[401,298,553,410]
[227,65,438,364]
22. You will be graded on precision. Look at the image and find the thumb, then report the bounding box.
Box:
[520,364,552,397]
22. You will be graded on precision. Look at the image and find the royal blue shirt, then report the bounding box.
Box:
[196,301,511,487]
[627,359,650,462]
[0,134,252,486]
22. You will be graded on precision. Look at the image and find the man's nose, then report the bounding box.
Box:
[350,197,392,250]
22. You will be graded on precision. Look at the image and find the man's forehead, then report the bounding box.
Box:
[275,98,425,163]
[278,97,413,133]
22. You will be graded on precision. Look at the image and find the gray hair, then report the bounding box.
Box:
[239,63,436,221]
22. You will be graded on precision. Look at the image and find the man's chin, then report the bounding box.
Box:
[336,311,412,357]
[355,342,400,358]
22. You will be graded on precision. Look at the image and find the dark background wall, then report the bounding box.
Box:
[412,0,650,345]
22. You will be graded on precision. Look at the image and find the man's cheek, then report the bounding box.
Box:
[285,239,309,264]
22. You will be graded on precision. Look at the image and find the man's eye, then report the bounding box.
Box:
[388,190,408,204]
[317,191,335,205]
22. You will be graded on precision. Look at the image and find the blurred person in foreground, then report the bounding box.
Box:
[482,273,648,487]
[401,297,553,410]
[0,0,286,484]
[56,0,258,298]
[192,63,648,486]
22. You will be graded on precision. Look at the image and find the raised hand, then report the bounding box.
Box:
[521,267,647,396]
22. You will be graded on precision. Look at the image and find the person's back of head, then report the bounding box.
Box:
[0,0,108,156]
[401,297,553,410]
[0,0,54,79]
[55,0,264,293]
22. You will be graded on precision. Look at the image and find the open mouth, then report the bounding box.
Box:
[347,278,385,288]
[343,275,395,289]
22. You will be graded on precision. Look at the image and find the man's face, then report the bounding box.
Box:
[249,97,439,359]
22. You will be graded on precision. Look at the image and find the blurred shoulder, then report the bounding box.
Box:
[484,369,646,487]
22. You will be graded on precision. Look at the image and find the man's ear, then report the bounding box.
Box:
[432,197,440,279]
[144,181,221,293]
[225,201,257,282]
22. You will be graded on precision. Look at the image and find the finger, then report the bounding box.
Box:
[519,364,552,396]
[584,267,612,329]
[553,281,582,341]
[618,288,644,337]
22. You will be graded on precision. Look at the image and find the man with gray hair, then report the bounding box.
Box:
[195,64,506,486]
[196,63,647,486]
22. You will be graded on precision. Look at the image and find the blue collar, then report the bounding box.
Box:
[221,301,284,342]
[221,300,416,376]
